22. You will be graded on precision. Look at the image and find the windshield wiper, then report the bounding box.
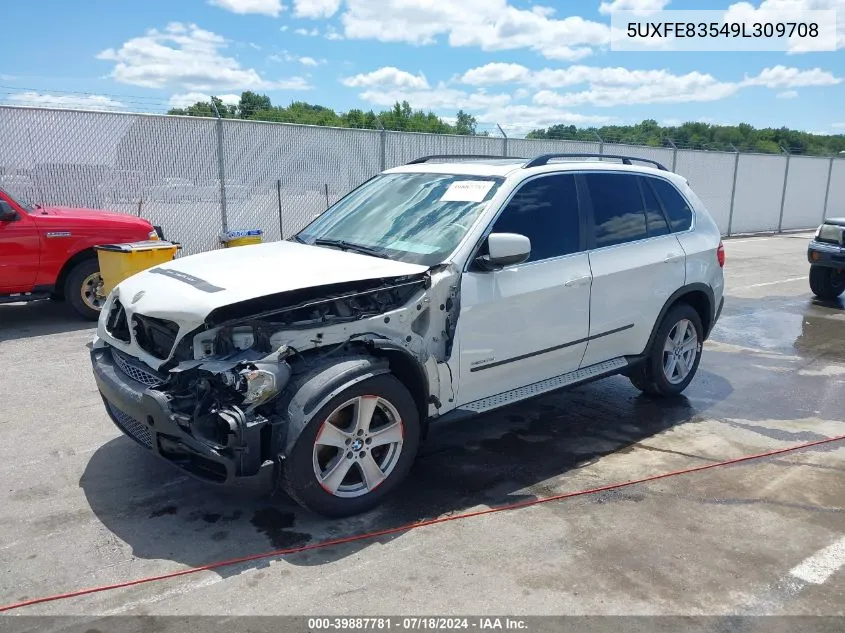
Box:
[312,238,391,260]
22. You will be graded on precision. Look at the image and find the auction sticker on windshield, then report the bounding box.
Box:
[439,181,495,203]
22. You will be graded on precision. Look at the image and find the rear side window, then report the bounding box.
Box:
[639,177,671,237]
[650,178,693,232]
[583,173,648,248]
[491,174,580,262]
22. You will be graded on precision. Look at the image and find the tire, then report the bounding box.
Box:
[629,303,704,397]
[281,374,421,518]
[809,265,845,300]
[64,258,105,320]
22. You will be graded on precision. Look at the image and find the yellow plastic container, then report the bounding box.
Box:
[221,229,263,248]
[95,240,181,295]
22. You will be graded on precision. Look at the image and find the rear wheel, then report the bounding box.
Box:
[629,303,703,397]
[65,259,104,320]
[809,265,845,300]
[281,374,420,517]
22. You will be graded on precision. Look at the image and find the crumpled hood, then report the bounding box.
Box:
[110,240,429,333]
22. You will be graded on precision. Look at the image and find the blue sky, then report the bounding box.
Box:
[1,0,843,136]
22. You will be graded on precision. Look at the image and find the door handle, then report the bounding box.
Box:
[664,253,683,264]
[564,276,591,287]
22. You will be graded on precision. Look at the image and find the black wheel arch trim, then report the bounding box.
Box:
[279,355,391,455]
[641,283,716,356]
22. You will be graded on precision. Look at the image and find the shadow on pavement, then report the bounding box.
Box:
[0,300,94,342]
[79,369,732,577]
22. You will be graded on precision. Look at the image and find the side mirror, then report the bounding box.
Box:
[475,232,531,270]
[0,200,18,222]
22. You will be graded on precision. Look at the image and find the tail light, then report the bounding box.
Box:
[717,241,725,268]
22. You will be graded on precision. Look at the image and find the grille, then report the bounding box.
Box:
[111,348,165,387]
[107,401,153,449]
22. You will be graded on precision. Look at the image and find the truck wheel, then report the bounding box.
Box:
[809,265,845,300]
[629,303,703,398]
[65,259,105,321]
[282,374,420,518]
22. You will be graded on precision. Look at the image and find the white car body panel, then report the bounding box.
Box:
[454,252,592,406]
[581,233,686,367]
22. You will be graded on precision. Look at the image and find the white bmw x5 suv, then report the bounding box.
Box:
[91,153,725,517]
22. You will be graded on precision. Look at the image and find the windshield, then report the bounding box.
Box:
[295,173,504,266]
[0,187,33,213]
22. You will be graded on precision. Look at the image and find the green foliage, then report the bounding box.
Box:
[527,119,845,156]
[167,93,484,136]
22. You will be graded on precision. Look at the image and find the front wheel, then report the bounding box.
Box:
[809,265,845,300]
[65,259,105,320]
[629,303,704,397]
[281,374,421,517]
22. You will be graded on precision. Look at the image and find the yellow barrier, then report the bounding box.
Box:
[95,240,181,295]
[221,229,263,248]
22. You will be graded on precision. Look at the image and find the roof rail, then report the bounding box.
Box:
[523,153,669,171]
[405,154,520,165]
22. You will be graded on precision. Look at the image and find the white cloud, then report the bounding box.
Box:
[168,92,241,109]
[723,0,844,51]
[0,74,15,81]
[97,23,310,91]
[357,84,511,111]
[741,65,841,88]
[513,88,530,100]
[6,92,126,111]
[342,66,430,90]
[832,122,845,128]
[460,63,532,86]
[280,25,289,31]
[208,0,285,17]
[478,105,616,135]
[325,26,344,40]
[459,62,839,108]
[776,90,799,99]
[293,0,341,18]
[340,0,609,60]
[598,0,671,15]
[295,27,320,36]
[271,50,326,65]
[533,72,740,108]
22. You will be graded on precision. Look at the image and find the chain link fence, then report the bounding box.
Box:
[1,105,843,256]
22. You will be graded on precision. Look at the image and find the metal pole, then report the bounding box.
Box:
[726,144,740,237]
[821,156,835,223]
[777,145,790,234]
[497,123,508,157]
[210,97,229,234]
[378,119,386,171]
[593,130,604,156]
[277,178,284,239]
[665,138,678,172]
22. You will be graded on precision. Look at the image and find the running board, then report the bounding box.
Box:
[460,357,629,415]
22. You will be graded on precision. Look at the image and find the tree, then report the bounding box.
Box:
[454,110,477,135]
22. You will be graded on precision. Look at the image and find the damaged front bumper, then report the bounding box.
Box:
[91,346,277,490]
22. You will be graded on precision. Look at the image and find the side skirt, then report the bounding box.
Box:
[434,357,629,424]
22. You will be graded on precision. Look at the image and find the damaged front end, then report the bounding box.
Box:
[92,343,292,486]
[92,267,458,487]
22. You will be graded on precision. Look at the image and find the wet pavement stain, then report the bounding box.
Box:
[149,505,178,518]
[250,508,312,549]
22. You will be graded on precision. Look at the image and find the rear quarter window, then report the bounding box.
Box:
[649,178,693,232]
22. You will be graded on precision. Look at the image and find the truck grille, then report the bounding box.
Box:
[111,348,166,388]
[106,401,153,449]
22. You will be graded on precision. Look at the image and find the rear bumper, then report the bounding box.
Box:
[91,346,276,491]
[808,240,845,270]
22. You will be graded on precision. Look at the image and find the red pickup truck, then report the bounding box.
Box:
[0,187,160,320]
